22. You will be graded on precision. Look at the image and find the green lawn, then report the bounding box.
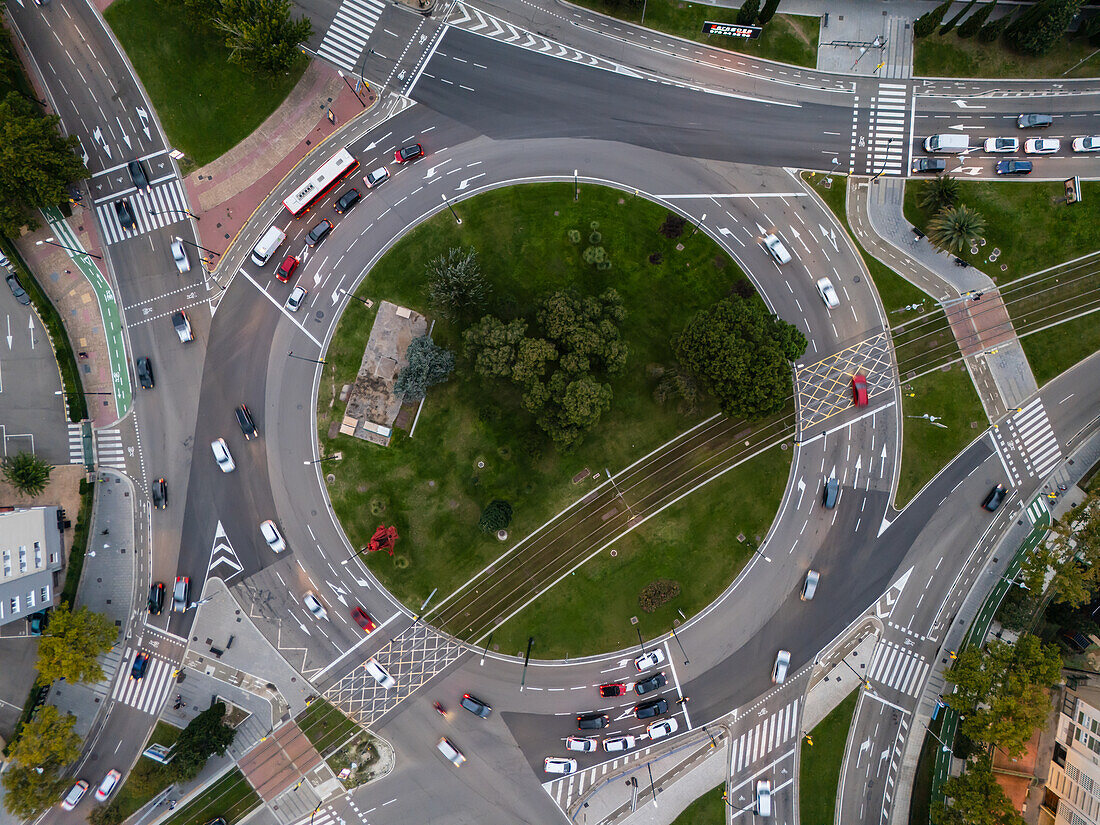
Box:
[800,690,858,825]
[904,180,1100,283]
[104,0,306,165]
[96,723,181,824]
[908,725,939,825]
[568,3,819,67]
[895,364,985,508]
[1019,297,1100,388]
[491,443,792,658]
[295,699,360,756]
[670,782,725,825]
[321,183,789,614]
[161,768,259,825]
[915,31,1100,79]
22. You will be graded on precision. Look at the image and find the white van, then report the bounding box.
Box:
[923,134,969,154]
[365,657,396,689]
[251,225,286,267]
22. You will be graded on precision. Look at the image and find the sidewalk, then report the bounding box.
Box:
[183,60,379,261]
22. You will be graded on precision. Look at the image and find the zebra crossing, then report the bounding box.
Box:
[316,0,386,73]
[68,423,84,465]
[111,649,175,716]
[867,639,928,698]
[94,427,127,470]
[731,698,800,773]
[865,83,906,176]
[993,398,1062,485]
[95,179,190,246]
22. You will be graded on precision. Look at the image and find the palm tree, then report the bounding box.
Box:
[919,174,960,214]
[1,452,52,497]
[927,205,987,255]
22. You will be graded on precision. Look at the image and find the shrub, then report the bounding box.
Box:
[648,252,663,264]
[737,0,759,25]
[757,0,780,25]
[729,278,756,299]
[477,500,513,533]
[589,231,602,245]
[978,11,1012,42]
[567,229,581,243]
[940,0,977,35]
[659,212,687,239]
[639,579,682,613]
[958,0,996,37]
[914,0,952,36]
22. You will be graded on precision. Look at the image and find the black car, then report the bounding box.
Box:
[151,478,167,509]
[1017,113,1053,128]
[911,158,946,174]
[577,713,610,730]
[148,582,165,614]
[460,693,492,718]
[136,357,155,389]
[982,484,1007,512]
[634,698,669,719]
[333,188,361,214]
[5,273,30,306]
[235,404,257,439]
[127,159,149,189]
[996,160,1033,176]
[634,672,667,696]
[306,219,332,247]
[115,199,137,230]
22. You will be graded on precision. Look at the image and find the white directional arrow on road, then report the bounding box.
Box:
[852,453,862,487]
[6,316,11,350]
[27,316,34,349]
[457,173,485,191]
[92,127,112,159]
[207,521,244,580]
[135,107,151,140]
[948,124,984,131]
[424,159,451,178]
[879,443,887,478]
[818,224,838,252]
[117,118,132,150]
[875,566,913,618]
[857,737,871,767]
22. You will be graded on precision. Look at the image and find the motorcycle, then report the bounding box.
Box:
[434,701,447,717]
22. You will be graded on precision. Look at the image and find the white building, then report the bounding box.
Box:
[0,506,63,627]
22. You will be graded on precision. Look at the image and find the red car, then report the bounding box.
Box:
[275,255,299,283]
[852,374,868,407]
[599,683,626,698]
[351,607,377,633]
[395,143,424,163]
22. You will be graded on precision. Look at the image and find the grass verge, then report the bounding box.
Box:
[903,180,1100,283]
[60,478,95,606]
[161,768,259,825]
[320,183,787,615]
[98,723,181,823]
[895,365,984,508]
[104,0,306,165]
[800,689,859,825]
[491,443,791,658]
[670,782,725,825]
[914,31,1100,79]
[567,3,819,67]
[0,236,87,422]
[1020,304,1100,387]
[295,699,360,756]
[908,724,939,825]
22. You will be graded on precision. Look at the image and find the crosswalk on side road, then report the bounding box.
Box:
[111,649,175,716]
[731,698,800,773]
[94,428,127,470]
[867,639,929,698]
[317,0,386,73]
[95,179,190,246]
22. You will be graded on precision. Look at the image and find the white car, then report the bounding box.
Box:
[544,757,578,775]
[364,166,390,188]
[816,277,839,309]
[303,591,328,621]
[565,736,598,753]
[60,780,89,811]
[94,770,120,802]
[603,735,636,752]
[772,649,791,684]
[210,438,235,472]
[366,657,396,688]
[761,233,791,265]
[634,648,665,671]
[260,520,286,553]
[285,285,307,312]
[438,737,466,766]
[647,718,679,739]
[756,779,773,817]
[1024,138,1060,154]
[170,237,191,273]
[983,137,1019,153]
[1072,136,1100,152]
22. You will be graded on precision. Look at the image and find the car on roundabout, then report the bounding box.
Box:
[395,144,424,163]
[604,735,636,753]
[544,757,577,775]
[172,576,190,612]
[285,285,307,312]
[136,357,155,389]
[260,520,285,553]
[351,606,376,633]
[634,672,666,695]
[210,438,235,472]
[5,273,30,306]
[995,160,1032,176]
[647,718,678,739]
[982,484,1007,511]
[816,277,839,309]
[851,374,868,407]
[460,694,492,718]
[1024,138,1060,154]
[438,737,466,766]
[130,652,150,679]
[276,254,299,283]
[983,137,1019,153]
[577,713,610,730]
[565,736,598,753]
[761,233,791,264]
[599,682,627,697]
[1073,136,1100,152]
[171,238,190,274]
[634,649,665,671]
[148,582,165,614]
[60,779,89,811]
[95,770,121,801]
[635,698,669,719]
[235,404,257,439]
[303,591,328,620]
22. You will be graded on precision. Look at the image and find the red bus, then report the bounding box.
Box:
[283,148,360,218]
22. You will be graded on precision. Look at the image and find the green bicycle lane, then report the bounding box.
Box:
[927,496,1052,817]
[42,205,132,418]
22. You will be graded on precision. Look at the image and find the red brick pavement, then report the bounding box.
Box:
[943,290,1017,358]
[237,722,322,802]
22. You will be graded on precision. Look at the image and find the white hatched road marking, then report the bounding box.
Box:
[68,423,84,464]
[111,649,175,715]
[96,180,190,246]
[317,0,386,72]
[94,428,127,469]
[867,640,928,698]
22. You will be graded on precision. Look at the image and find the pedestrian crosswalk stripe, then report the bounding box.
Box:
[317,0,386,72]
[94,428,127,470]
[68,423,84,465]
[868,640,928,698]
[96,180,190,246]
[733,699,799,773]
[111,649,174,715]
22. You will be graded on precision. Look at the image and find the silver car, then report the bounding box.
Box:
[285,285,307,312]
[438,737,466,766]
[772,649,791,683]
[303,591,328,621]
[260,520,285,553]
[171,238,191,274]
[761,233,791,265]
[210,438,235,473]
[816,278,840,309]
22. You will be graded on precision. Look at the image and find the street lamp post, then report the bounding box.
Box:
[751,544,772,563]
[35,238,102,260]
[338,70,366,108]
[287,350,326,365]
[636,626,647,655]
[176,236,221,258]
[924,723,952,753]
[646,762,658,808]
[670,624,689,665]
[690,213,707,237]
[520,636,535,691]
[574,169,579,201]
[340,289,372,308]
[441,193,462,224]
[147,205,200,222]
[872,138,897,181]
[303,455,340,465]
